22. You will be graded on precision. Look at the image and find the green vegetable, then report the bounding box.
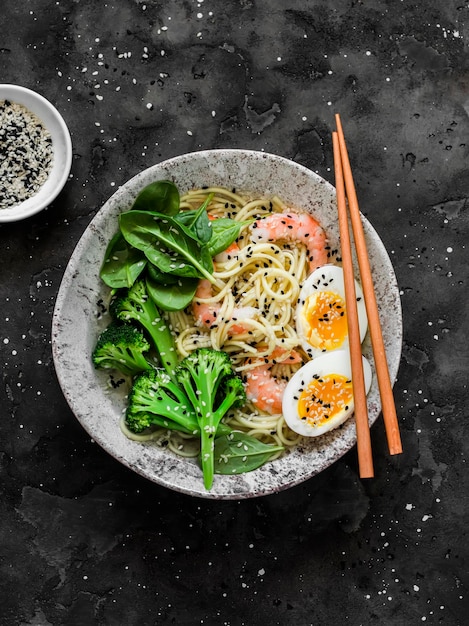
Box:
[92,322,155,377]
[146,273,198,312]
[100,181,251,298]
[125,368,233,437]
[110,279,179,375]
[96,181,285,488]
[131,180,180,215]
[125,368,199,434]
[119,210,215,282]
[100,232,147,289]
[94,304,284,486]
[213,432,284,475]
[174,193,213,243]
[146,263,179,285]
[206,218,252,257]
[175,348,247,489]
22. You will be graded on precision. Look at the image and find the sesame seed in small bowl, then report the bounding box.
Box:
[0,84,72,223]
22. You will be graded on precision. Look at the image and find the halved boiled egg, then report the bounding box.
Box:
[296,264,368,359]
[282,350,372,436]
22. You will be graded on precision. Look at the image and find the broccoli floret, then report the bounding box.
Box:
[110,279,179,375]
[125,368,199,435]
[92,323,155,377]
[175,348,247,489]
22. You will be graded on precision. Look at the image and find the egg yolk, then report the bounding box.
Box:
[301,291,348,351]
[298,373,353,426]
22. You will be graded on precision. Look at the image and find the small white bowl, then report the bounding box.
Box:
[0,84,72,223]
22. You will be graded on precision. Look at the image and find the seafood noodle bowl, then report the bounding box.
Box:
[123,185,338,458]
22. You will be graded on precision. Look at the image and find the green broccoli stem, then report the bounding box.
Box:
[200,387,241,489]
[111,345,153,375]
[180,376,233,489]
[175,349,246,489]
[113,281,179,376]
[200,423,217,490]
[135,386,199,433]
[212,390,239,425]
[177,372,216,489]
[142,307,179,375]
[126,349,155,373]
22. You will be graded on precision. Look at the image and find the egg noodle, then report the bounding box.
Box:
[120,186,329,457]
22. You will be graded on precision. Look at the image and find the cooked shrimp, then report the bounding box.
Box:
[250,212,328,271]
[192,279,257,334]
[244,348,303,415]
[214,241,240,264]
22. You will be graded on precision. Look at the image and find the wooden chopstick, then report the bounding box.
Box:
[335,114,403,456]
[332,132,374,478]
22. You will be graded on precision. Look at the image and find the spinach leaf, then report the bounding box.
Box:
[174,193,214,244]
[119,210,215,282]
[175,210,211,244]
[99,232,147,288]
[131,180,180,215]
[147,262,179,286]
[146,273,198,311]
[206,219,252,257]
[213,432,284,475]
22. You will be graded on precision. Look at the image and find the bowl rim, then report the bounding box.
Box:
[0,83,72,223]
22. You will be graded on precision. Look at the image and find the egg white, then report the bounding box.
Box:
[296,264,368,359]
[282,350,372,437]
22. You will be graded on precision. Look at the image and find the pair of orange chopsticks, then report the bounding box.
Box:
[332,114,402,478]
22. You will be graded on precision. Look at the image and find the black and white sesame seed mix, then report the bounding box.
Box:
[0,99,53,210]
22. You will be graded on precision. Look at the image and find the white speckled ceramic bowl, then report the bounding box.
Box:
[52,149,402,499]
[0,84,72,222]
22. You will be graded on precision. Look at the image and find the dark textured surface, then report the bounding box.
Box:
[1,1,468,624]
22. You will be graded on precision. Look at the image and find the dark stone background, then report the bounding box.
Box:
[1,1,468,624]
